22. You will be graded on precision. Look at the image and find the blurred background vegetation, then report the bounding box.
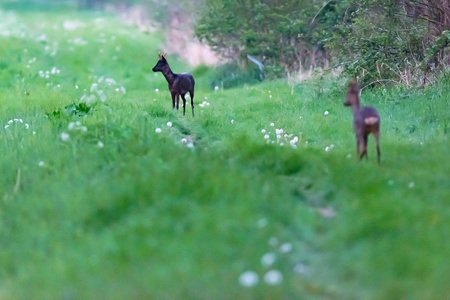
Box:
[3,0,448,87]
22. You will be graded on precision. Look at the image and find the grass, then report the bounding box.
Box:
[0,5,449,299]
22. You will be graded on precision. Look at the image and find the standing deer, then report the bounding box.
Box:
[344,81,381,164]
[152,52,195,116]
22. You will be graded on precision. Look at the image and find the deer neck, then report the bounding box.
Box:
[161,65,176,85]
[352,104,360,114]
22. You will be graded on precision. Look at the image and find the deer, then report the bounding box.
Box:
[344,81,381,164]
[152,52,195,116]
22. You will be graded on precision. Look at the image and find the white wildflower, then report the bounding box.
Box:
[155,128,162,133]
[264,134,270,139]
[97,141,104,148]
[38,161,45,167]
[167,122,172,127]
[261,129,266,133]
[324,111,329,115]
[90,83,98,92]
[270,123,275,127]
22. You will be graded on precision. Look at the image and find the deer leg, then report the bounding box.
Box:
[373,130,381,165]
[176,94,180,110]
[359,134,368,161]
[189,90,194,117]
[181,94,187,116]
[171,94,176,109]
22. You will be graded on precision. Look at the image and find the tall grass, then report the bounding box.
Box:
[0,6,449,299]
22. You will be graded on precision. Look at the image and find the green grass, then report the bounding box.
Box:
[0,6,449,299]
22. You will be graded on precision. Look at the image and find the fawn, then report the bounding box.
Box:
[152,52,195,116]
[344,81,381,164]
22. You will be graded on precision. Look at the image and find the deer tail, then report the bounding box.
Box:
[364,117,379,125]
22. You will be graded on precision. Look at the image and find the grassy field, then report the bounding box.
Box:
[0,5,449,299]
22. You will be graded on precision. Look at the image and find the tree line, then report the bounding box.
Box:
[15,0,450,86]
[195,0,450,86]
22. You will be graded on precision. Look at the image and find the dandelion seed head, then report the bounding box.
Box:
[264,134,270,139]
[261,253,276,267]
[261,129,266,133]
[155,88,159,92]
[60,132,70,141]
[269,237,278,246]
[264,270,283,285]
[257,218,268,228]
[324,111,329,115]
[155,128,162,133]
[239,271,259,287]
[294,263,308,275]
[280,243,293,253]
[270,123,275,127]
[38,161,45,167]
[97,141,104,148]
[167,121,172,127]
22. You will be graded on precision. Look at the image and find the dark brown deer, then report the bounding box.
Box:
[152,52,195,116]
[344,81,381,164]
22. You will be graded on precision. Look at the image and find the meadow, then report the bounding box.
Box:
[0,5,449,299]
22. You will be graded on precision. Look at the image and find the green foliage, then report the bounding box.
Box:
[210,62,262,89]
[64,102,94,116]
[195,0,340,77]
[327,0,450,86]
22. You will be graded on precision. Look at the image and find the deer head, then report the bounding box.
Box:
[152,52,168,72]
[344,81,360,108]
